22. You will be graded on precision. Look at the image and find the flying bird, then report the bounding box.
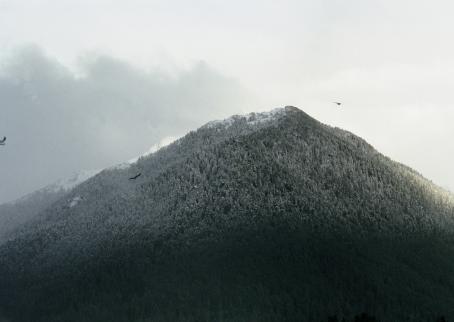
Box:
[333,102,342,106]
[0,137,6,145]
[129,173,142,180]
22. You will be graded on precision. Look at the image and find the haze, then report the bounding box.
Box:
[1,0,454,203]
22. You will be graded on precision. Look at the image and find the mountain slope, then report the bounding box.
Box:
[1,106,454,322]
[0,169,100,243]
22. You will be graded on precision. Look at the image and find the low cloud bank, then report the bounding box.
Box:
[0,46,254,203]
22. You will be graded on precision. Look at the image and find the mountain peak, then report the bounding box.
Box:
[284,105,300,112]
[199,105,319,135]
[201,107,286,130]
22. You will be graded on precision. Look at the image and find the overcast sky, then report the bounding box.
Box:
[1,0,454,203]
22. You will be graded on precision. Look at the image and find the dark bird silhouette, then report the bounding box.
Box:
[0,137,6,145]
[333,102,342,106]
[129,173,142,180]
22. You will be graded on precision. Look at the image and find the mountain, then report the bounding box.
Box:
[0,169,100,243]
[1,106,454,322]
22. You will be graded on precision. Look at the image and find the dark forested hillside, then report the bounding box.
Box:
[0,170,99,243]
[1,106,454,322]
[0,188,65,243]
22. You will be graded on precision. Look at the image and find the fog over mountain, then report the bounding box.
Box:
[1,107,454,321]
[0,46,253,204]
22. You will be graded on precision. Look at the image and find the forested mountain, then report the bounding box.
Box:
[0,169,99,243]
[1,106,454,322]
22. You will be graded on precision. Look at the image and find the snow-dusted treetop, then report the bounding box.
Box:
[202,107,287,130]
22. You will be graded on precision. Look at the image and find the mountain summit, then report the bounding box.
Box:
[1,107,454,322]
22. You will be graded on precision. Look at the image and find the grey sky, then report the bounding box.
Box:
[1,0,454,202]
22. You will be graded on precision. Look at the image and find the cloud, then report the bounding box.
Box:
[0,45,255,203]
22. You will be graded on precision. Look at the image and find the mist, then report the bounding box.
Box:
[0,46,254,203]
